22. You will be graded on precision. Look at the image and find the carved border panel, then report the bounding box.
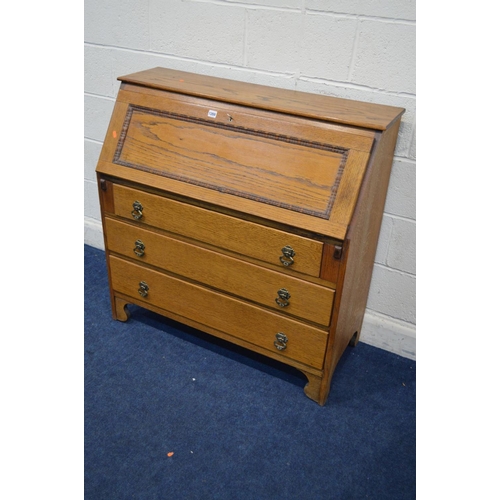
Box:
[113,105,349,219]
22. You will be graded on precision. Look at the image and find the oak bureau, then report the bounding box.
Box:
[95,67,404,405]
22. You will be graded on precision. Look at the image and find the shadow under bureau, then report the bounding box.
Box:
[96,67,404,405]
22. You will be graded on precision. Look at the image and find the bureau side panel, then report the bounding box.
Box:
[95,175,129,321]
[321,118,403,399]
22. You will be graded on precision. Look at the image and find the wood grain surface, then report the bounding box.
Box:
[109,255,328,369]
[105,217,334,325]
[111,183,324,277]
[114,105,346,219]
[117,67,405,130]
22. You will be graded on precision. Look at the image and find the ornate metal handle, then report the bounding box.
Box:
[279,245,295,267]
[138,281,149,298]
[131,201,143,220]
[274,332,288,351]
[134,239,145,257]
[275,288,291,308]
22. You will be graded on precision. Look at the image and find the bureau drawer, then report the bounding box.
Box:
[105,218,334,326]
[109,255,328,370]
[112,183,324,277]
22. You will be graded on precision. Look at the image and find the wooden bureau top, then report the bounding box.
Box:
[118,67,404,131]
[98,67,404,241]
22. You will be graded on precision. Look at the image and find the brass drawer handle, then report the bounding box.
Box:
[131,201,143,220]
[279,245,295,267]
[134,239,145,257]
[274,332,288,351]
[275,288,291,308]
[138,281,149,298]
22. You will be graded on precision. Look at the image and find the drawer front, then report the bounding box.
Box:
[112,183,324,277]
[109,255,328,369]
[105,218,334,326]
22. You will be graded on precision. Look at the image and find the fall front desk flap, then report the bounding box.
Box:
[96,67,404,241]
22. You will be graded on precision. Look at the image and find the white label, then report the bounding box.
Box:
[207,110,217,118]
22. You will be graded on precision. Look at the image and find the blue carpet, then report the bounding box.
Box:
[85,244,415,499]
